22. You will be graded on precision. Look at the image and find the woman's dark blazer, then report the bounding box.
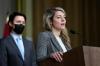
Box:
[36,31,71,61]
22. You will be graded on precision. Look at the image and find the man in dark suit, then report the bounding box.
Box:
[0,12,37,66]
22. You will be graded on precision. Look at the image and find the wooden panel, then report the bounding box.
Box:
[38,46,100,66]
[38,46,85,66]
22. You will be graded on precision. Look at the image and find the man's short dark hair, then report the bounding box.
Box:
[8,12,26,24]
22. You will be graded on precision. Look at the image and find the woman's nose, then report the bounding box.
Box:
[61,17,66,22]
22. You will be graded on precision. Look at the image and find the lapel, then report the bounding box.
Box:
[22,38,28,61]
[61,37,71,50]
[8,35,24,62]
[49,32,63,52]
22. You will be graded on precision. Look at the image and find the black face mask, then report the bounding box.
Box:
[13,24,25,34]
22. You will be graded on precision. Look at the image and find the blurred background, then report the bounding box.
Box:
[0,0,99,48]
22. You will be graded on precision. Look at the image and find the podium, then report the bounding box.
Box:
[38,46,100,66]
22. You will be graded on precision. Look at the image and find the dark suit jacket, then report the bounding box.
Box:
[36,31,71,61]
[0,35,37,66]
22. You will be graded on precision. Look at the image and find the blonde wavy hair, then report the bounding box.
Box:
[43,7,71,48]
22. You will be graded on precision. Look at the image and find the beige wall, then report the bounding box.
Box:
[83,46,100,66]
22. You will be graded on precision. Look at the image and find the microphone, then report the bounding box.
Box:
[69,29,80,34]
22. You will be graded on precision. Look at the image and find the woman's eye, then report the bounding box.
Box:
[57,16,60,19]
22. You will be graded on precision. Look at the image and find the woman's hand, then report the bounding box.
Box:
[50,52,63,62]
